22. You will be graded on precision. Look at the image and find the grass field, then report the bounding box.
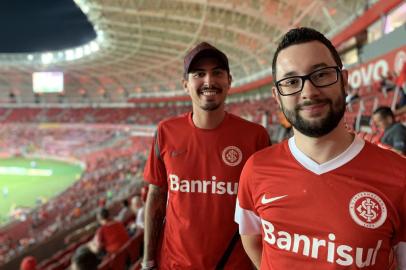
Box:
[0,157,83,224]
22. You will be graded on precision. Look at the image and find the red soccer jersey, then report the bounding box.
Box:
[95,221,129,254]
[144,112,270,270]
[236,137,406,270]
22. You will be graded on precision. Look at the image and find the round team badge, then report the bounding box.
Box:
[222,146,242,166]
[349,191,387,229]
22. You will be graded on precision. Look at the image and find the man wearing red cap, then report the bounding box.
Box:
[142,42,270,269]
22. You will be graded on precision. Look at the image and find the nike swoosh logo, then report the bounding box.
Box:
[261,194,288,204]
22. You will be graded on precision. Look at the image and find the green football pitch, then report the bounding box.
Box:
[0,157,84,225]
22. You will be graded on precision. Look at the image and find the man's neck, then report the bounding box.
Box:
[192,107,226,129]
[293,121,354,164]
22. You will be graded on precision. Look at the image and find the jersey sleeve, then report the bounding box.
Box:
[143,127,168,187]
[235,156,261,235]
[257,126,271,150]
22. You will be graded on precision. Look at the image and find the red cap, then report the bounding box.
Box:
[183,42,229,79]
[20,256,37,270]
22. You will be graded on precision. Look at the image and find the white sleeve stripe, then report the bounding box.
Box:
[234,198,261,235]
[396,242,406,269]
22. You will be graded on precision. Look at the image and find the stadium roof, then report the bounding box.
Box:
[0,0,373,104]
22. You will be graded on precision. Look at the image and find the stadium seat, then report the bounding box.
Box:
[128,231,143,263]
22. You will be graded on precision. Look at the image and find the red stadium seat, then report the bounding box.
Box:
[128,231,143,263]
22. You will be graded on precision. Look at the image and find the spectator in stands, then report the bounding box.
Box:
[115,199,132,223]
[345,87,359,104]
[372,106,406,155]
[380,73,396,93]
[89,208,129,255]
[142,42,270,269]
[128,195,144,235]
[235,27,406,269]
[19,256,37,270]
[71,246,100,270]
[396,63,406,108]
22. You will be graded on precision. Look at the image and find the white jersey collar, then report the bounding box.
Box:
[288,135,365,175]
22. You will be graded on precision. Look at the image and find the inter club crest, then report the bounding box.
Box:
[222,146,242,166]
[349,191,387,229]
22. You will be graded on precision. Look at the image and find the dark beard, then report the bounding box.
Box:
[281,89,346,138]
[199,85,222,111]
[200,102,221,111]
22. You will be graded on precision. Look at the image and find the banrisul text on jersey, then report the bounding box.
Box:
[261,219,382,268]
[169,173,238,195]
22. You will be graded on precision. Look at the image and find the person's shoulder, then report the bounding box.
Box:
[227,113,267,131]
[393,122,406,131]
[109,220,127,229]
[158,112,190,125]
[158,112,190,127]
[364,141,405,166]
[227,113,258,125]
[386,122,406,133]
[248,140,288,161]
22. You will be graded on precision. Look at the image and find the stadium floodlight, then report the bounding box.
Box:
[41,53,54,65]
[97,30,105,42]
[27,54,34,61]
[83,44,91,55]
[65,49,75,61]
[90,41,100,52]
[75,47,84,59]
[81,4,90,14]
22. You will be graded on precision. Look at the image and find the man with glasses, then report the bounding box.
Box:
[235,27,406,269]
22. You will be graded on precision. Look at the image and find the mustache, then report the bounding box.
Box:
[199,85,222,92]
[295,99,331,110]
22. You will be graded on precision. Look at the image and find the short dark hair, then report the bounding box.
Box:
[122,199,129,207]
[373,106,395,119]
[272,27,343,81]
[98,208,109,220]
[71,246,100,270]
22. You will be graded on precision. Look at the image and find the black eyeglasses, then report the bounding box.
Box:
[275,66,342,96]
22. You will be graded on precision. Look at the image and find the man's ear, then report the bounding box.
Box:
[341,69,349,90]
[182,78,189,94]
[272,86,282,109]
[228,74,233,87]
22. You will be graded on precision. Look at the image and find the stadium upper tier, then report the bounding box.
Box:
[0,0,380,104]
[0,97,277,125]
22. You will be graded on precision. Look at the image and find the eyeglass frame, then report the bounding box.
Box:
[274,66,342,96]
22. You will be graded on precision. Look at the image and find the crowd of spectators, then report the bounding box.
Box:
[0,64,404,269]
[0,125,150,267]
